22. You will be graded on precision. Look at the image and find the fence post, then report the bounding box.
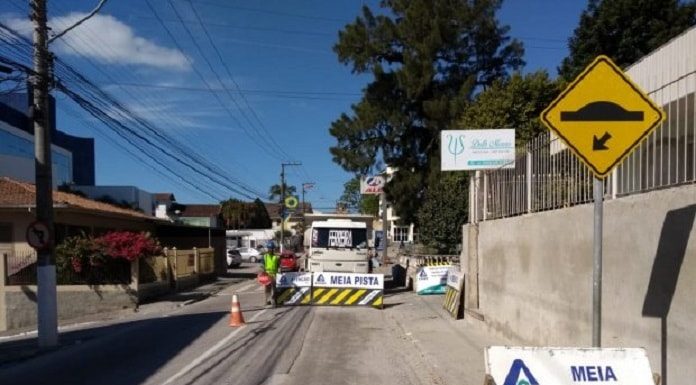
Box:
[611,169,618,200]
[163,248,172,287]
[193,247,199,275]
[130,255,140,294]
[172,247,178,291]
[0,253,7,331]
[526,149,533,213]
[482,173,488,221]
[469,174,475,224]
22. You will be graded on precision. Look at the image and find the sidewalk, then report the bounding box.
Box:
[0,276,244,366]
[383,288,508,385]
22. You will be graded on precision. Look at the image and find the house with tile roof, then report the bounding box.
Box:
[0,177,159,260]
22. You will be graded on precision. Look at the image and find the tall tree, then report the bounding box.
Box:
[330,0,524,224]
[559,0,696,80]
[268,183,297,202]
[458,71,559,144]
[340,177,380,216]
[220,198,271,229]
[416,173,469,253]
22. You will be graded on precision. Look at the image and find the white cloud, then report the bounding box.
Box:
[4,13,190,71]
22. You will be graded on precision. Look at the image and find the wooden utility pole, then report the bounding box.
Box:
[31,0,58,348]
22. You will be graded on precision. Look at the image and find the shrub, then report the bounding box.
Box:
[55,231,162,284]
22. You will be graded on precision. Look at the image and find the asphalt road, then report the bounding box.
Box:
[0,273,444,385]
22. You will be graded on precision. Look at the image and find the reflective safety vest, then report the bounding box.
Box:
[264,253,280,276]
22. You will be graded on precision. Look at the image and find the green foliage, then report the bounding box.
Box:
[559,0,696,80]
[268,183,297,201]
[330,0,523,224]
[339,176,381,216]
[220,198,272,229]
[458,71,560,144]
[416,173,468,253]
[361,195,380,217]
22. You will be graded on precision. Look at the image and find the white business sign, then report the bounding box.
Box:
[446,267,463,290]
[276,272,312,288]
[415,265,451,294]
[360,175,385,195]
[441,129,515,171]
[313,272,384,289]
[485,346,654,385]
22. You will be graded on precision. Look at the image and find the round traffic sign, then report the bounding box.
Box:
[284,195,299,209]
[26,221,52,250]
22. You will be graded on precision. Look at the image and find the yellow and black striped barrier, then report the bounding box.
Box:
[311,287,383,308]
[442,268,464,319]
[275,287,312,306]
[275,272,313,306]
[312,272,384,309]
[275,272,384,309]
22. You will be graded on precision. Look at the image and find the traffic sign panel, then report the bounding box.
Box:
[284,195,299,209]
[26,221,51,250]
[541,55,665,178]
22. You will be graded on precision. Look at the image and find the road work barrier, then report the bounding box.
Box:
[275,272,313,306]
[415,264,451,295]
[442,267,464,319]
[484,346,658,385]
[274,272,384,309]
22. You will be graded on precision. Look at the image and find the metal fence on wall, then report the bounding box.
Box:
[472,85,695,222]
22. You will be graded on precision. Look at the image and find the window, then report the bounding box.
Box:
[0,223,12,243]
[393,226,409,243]
[311,227,367,248]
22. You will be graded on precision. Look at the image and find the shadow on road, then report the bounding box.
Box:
[0,310,229,385]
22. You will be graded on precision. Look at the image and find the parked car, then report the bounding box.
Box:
[226,249,242,268]
[279,251,300,272]
[237,247,261,263]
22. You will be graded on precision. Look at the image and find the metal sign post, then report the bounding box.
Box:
[592,178,603,347]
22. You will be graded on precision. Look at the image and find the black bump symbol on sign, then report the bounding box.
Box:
[560,101,644,122]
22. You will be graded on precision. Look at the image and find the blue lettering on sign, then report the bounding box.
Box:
[355,276,380,286]
[279,275,288,285]
[331,275,351,285]
[418,269,428,280]
[571,366,618,382]
[316,274,325,284]
[503,359,539,385]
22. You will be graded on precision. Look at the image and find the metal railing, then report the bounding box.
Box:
[473,91,695,222]
[5,250,37,285]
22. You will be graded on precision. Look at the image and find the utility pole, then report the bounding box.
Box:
[280,162,301,252]
[31,0,57,348]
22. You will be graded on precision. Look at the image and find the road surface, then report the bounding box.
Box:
[0,271,490,385]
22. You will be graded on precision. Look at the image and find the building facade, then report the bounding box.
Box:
[0,120,73,188]
[0,93,95,186]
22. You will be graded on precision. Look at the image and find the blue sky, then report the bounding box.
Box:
[0,0,587,209]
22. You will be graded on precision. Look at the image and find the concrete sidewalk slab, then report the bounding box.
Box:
[383,290,510,385]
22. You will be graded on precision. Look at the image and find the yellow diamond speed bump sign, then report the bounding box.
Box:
[541,55,665,178]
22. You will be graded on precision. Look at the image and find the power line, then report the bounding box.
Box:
[144,0,285,162]
[189,1,345,23]
[41,0,260,192]
[0,23,265,201]
[170,0,293,160]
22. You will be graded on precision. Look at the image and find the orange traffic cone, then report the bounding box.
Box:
[229,293,245,327]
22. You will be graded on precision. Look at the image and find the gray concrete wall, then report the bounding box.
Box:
[3,285,136,330]
[474,183,696,384]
